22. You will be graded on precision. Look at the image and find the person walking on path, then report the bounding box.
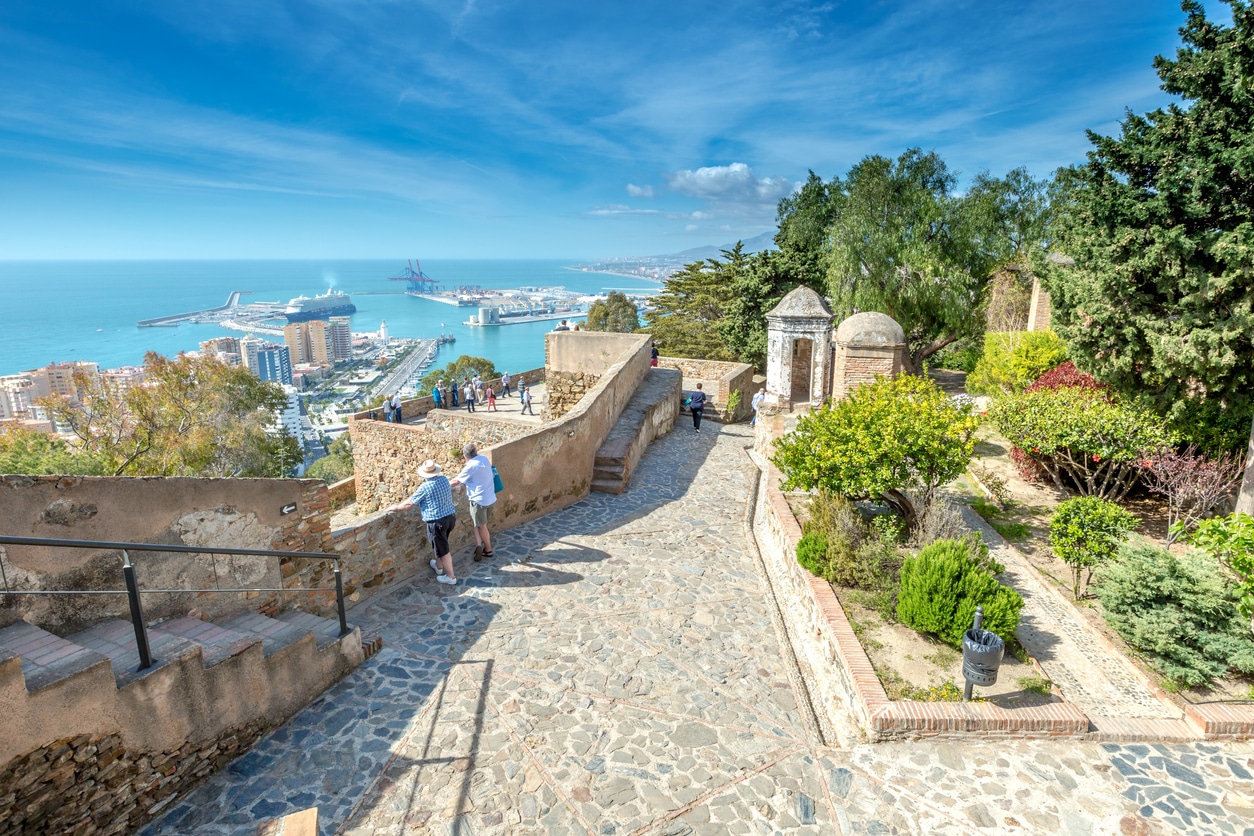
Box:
[500,372,511,398]
[387,459,459,586]
[486,386,497,412]
[464,379,476,413]
[520,384,535,415]
[650,344,659,367]
[689,383,707,433]
[750,387,765,426]
[450,443,497,561]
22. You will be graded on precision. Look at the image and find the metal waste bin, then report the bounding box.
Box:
[961,606,1005,700]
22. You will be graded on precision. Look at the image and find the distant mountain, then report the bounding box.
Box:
[658,230,776,263]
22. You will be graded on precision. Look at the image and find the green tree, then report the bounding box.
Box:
[41,352,301,477]
[421,355,498,391]
[643,247,741,360]
[0,426,111,475]
[772,374,978,529]
[584,291,640,333]
[720,173,839,368]
[1049,496,1140,599]
[1042,1,1254,455]
[306,434,354,483]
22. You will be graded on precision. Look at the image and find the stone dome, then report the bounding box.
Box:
[835,312,904,347]
[765,286,833,320]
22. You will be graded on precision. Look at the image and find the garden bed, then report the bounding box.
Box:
[961,425,1254,705]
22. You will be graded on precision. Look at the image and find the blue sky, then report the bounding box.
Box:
[0,1,1224,259]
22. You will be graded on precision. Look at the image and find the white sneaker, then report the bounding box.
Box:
[437,575,458,586]
[430,558,445,575]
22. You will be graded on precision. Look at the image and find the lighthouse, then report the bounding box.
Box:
[379,320,389,341]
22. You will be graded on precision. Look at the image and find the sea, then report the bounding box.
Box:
[0,260,659,378]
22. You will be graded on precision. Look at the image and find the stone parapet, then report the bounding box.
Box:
[657,356,755,421]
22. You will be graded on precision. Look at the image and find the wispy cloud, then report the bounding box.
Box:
[626,183,653,199]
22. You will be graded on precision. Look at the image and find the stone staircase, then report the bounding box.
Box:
[0,609,372,834]
[592,367,681,494]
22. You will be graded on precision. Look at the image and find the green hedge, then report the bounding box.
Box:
[1096,542,1254,686]
[896,539,1024,648]
[967,330,1068,396]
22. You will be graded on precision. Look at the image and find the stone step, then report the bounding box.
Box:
[590,477,626,495]
[155,616,262,668]
[0,621,111,692]
[593,465,624,483]
[69,619,202,688]
[276,610,348,651]
[594,451,628,468]
[220,612,311,658]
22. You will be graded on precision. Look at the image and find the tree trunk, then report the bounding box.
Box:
[1237,417,1254,516]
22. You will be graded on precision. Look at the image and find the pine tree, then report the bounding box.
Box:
[1044,0,1254,458]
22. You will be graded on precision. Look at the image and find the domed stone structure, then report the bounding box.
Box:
[764,287,834,407]
[833,311,906,400]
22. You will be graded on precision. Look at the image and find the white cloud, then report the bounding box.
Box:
[626,183,654,198]
[685,224,699,232]
[664,163,792,209]
[586,204,661,216]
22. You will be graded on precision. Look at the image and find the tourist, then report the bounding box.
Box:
[486,386,497,412]
[386,459,458,586]
[390,393,403,424]
[520,384,535,415]
[450,380,459,408]
[450,442,497,562]
[650,343,659,367]
[751,387,765,426]
[464,379,476,412]
[475,379,485,405]
[689,383,707,433]
[432,381,444,410]
[500,372,512,398]
[553,320,570,331]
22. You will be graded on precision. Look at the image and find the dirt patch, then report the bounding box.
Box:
[838,588,1056,708]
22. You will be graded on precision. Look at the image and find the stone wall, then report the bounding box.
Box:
[0,476,331,634]
[0,723,270,836]
[657,356,755,421]
[545,370,600,420]
[1026,277,1052,332]
[349,413,530,514]
[832,346,901,401]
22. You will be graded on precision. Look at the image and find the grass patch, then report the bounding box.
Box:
[924,647,961,668]
[991,520,1031,540]
[970,496,1030,540]
[1017,675,1053,696]
[843,587,897,623]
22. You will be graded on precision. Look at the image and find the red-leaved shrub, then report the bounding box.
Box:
[1010,445,1051,483]
[1026,361,1107,393]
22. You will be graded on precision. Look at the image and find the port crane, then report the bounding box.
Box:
[389,260,442,294]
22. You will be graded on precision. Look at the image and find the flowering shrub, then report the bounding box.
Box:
[1144,447,1245,543]
[1049,496,1139,599]
[967,331,1069,396]
[988,387,1172,500]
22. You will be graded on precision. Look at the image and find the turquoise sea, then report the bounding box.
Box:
[0,260,658,378]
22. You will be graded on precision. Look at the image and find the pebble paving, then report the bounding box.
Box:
[145,423,1254,835]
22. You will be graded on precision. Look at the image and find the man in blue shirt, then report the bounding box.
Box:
[451,442,498,561]
[389,459,459,586]
[689,382,707,433]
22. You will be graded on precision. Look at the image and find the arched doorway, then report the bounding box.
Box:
[790,338,813,403]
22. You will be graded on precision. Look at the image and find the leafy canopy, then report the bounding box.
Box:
[0,426,111,475]
[772,374,978,527]
[826,150,1049,372]
[41,352,301,477]
[966,330,1069,396]
[421,355,497,391]
[1043,0,1254,446]
[306,434,354,484]
[1049,496,1140,599]
[643,246,741,361]
[584,291,640,333]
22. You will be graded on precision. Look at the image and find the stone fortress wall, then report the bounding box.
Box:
[656,356,755,421]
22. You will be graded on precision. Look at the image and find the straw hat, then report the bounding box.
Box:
[417,459,443,479]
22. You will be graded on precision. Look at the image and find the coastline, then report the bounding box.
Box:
[562,266,664,284]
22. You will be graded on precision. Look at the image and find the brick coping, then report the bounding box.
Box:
[756,463,1253,741]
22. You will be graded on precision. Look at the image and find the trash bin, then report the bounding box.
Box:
[961,606,1005,699]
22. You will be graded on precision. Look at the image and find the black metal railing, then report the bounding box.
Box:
[0,535,348,672]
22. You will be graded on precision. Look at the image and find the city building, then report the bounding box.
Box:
[26,362,98,403]
[99,366,149,397]
[0,374,34,419]
[253,343,293,386]
[200,336,241,355]
[327,316,352,362]
[275,385,302,438]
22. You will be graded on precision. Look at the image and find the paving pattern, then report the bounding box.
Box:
[145,423,1254,835]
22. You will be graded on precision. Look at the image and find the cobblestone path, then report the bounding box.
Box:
[147,424,1254,835]
[963,508,1181,720]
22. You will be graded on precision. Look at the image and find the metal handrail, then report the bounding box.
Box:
[0,535,349,672]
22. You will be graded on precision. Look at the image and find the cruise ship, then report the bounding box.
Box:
[284,291,356,322]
